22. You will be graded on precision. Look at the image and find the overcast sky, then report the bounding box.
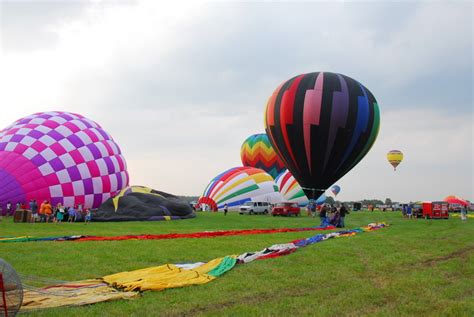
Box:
[0,0,472,202]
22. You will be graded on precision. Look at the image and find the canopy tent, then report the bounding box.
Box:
[444,195,469,206]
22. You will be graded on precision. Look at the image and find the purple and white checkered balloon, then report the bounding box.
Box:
[0,111,129,212]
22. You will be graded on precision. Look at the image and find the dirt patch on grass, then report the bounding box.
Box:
[172,288,310,316]
[420,246,474,267]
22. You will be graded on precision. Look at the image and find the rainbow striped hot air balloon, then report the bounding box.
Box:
[198,166,282,211]
[387,150,403,171]
[240,133,286,179]
[275,170,308,206]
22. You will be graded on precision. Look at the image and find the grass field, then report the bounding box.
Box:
[1,211,473,316]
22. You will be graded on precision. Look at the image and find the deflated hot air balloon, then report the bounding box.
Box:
[0,111,129,212]
[265,72,380,200]
[95,186,195,221]
[387,150,403,171]
[198,166,282,211]
[330,185,341,197]
[275,170,308,206]
[240,133,285,179]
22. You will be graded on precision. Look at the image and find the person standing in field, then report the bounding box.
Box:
[84,208,91,224]
[30,199,38,223]
[56,203,64,224]
[309,200,317,217]
[339,204,349,228]
[224,203,228,216]
[460,204,468,221]
[406,205,413,219]
[40,200,53,223]
[68,205,76,223]
[319,204,328,226]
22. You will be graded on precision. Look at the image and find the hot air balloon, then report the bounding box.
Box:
[0,111,129,213]
[330,185,341,197]
[265,72,380,200]
[386,150,403,171]
[198,166,282,211]
[240,133,286,179]
[275,170,308,206]
[315,194,327,205]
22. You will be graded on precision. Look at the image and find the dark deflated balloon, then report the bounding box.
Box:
[264,72,380,200]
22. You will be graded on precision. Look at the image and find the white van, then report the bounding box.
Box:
[239,201,271,215]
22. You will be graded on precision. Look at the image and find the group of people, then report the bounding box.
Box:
[401,205,421,219]
[307,203,349,228]
[1,200,92,224]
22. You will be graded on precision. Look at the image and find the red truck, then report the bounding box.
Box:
[271,202,300,217]
[422,201,449,219]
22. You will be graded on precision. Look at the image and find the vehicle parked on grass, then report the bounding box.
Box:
[271,202,300,217]
[239,201,271,215]
[422,201,449,219]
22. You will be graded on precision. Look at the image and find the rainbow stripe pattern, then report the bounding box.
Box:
[198,166,282,211]
[240,133,285,179]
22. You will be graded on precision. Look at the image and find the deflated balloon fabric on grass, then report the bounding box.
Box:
[0,225,336,243]
[19,223,387,311]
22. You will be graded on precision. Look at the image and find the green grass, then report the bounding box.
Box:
[1,211,473,316]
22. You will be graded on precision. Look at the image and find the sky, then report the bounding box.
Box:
[0,0,472,203]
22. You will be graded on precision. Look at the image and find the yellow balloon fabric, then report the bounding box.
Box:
[102,256,237,292]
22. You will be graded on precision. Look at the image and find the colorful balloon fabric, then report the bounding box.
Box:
[265,72,380,200]
[240,133,286,179]
[0,111,129,211]
[20,223,388,311]
[198,166,282,211]
[0,226,336,243]
[274,170,308,206]
[330,185,341,197]
[386,150,403,170]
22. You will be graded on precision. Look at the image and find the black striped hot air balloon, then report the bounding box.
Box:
[264,72,380,200]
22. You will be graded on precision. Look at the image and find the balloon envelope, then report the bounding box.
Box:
[265,72,380,199]
[240,133,285,179]
[315,194,327,205]
[330,185,341,196]
[275,170,308,206]
[387,150,403,170]
[198,166,282,211]
[0,111,129,211]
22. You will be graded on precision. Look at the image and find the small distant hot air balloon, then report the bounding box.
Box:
[387,150,403,171]
[330,185,341,197]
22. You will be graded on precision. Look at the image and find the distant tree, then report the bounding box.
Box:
[385,198,392,205]
[361,199,384,206]
[178,196,200,203]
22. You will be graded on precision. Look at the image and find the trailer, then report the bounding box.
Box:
[422,201,449,219]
